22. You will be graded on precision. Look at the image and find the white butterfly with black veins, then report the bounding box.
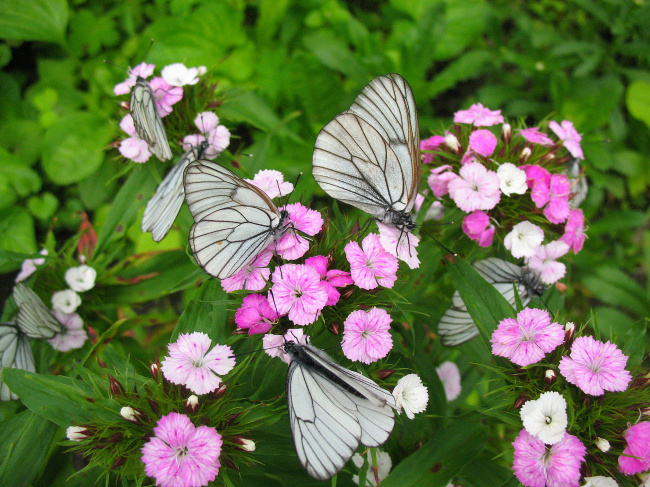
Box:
[438,258,547,346]
[1,284,63,401]
[130,75,172,161]
[142,141,210,242]
[183,159,290,279]
[283,340,396,480]
[313,73,421,235]
[565,157,588,208]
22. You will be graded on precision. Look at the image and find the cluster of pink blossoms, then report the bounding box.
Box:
[422,103,588,286]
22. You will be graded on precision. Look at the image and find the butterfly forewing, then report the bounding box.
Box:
[13,284,63,339]
[131,77,172,161]
[0,323,35,401]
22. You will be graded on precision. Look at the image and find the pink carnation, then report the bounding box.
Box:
[344,233,398,290]
[221,249,272,292]
[148,77,183,117]
[48,310,87,352]
[559,209,586,253]
[420,136,445,163]
[523,165,550,190]
[377,222,420,269]
[263,328,308,364]
[618,422,650,475]
[269,264,328,325]
[114,62,155,95]
[234,293,279,334]
[454,103,504,126]
[526,241,569,285]
[304,255,352,306]
[462,210,495,247]
[118,114,152,163]
[549,120,584,159]
[182,112,231,160]
[342,308,393,364]
[531,174,571,224]
[427,165,456,198]
[247,169,294,199]
[468,129,498,157]
[518,128,553,146]
[274,203,323,260]
[448,162,501,213]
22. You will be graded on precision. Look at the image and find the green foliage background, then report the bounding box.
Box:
[0,0,648,485]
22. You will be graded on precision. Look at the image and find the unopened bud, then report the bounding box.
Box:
[350,218,360,236]
[66,426,91,441]
[119,101,129,110]
[327,322,340,335]
[150,362,160,381]
[233,437,256,452]
[341,288,355,300]
[520,147,532,162]
[186,395,200,414]
[109,375,125,396]
[222,458,239,471]
[502,123,511,144]
[642,407,650,417]
[544,369,557,384]
[565,322,575,343]
[377,369,396,380]
[211,383,228,399]
[555,282,567,293]
[540,152,556,164]
[147,398,160,414]
[513,395,530,409]
[226,412,243,424]
[109,432,124,443]
[595,437,610,452]
[445,133,460,153]
[120,406,141,423]
[111,456,126,469]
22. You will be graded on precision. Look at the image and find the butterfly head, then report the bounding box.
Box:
[381,209,416,232]
[521,270,547,297]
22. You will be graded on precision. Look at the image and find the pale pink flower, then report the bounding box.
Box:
[490,308,564,367]
[518,128,553,146]
[559,209,586,253]
[513,429,586,487]
[531,174,571,224]
[549,120,584,159]
[342,307,393,364]
[114,62,155,95]
[344,233,398,290]
[221,249,272,292]
[263,328,308,364]
[619,422,650,475]
[119,114,152,163]
[51,289,81,314]
[436,361,461,401]
[246,169,293,199]
[141,412,222,487]
[559,336,632,396]
[504,221,544,259]
[427,165,456,198]
[454,103,504,126]
[274,203,323,260]
[420,135,445,163]
[15,249,48,282]
[234,293,279,335]
[462,210,495,247]
[161,63,205,87]
[304,255,352,306]
[270,264,328,325]
[414,194,444,221]
[149,77,183,117]
[182,112,231,160]
[448,162,501,213]
[161,332,235,395]
[469,129,498,157]
[376,222,420,269]
[48,311,87,352]
[526,241,569,285]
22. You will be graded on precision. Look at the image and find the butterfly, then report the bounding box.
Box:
[565,157,587,208]
[183,159,290,279]
[142,141,210,242]
[312,73,421,235]
[130,75,173,161]
[437,258,547,346]
[283,339,396,480]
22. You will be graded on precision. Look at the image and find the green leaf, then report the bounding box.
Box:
[0,208,36,255]
[0,0,68,45]
[42,112,113,185]
[626,80,650,130]
[27,192,58,221]
[172,279,230,342]
[582,267,650,317]
[426,50,492,98]
[0,249,46,274]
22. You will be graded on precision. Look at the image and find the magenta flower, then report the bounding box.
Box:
[559,209,586,253]
[141,412,222,487]
[513,429,586,487]
[221,249,272,292]
[246,169,294,199]
[114,62,155,95]
[462,210,494,247]
[149,77,183,117]
[532,174,571,224]
[448,162,501,213]
[427,165,456,198]
[454,103,505,126]
[549,120,584,159]
[270,264,328,325]
[161,332,235,395]
[420,135,445,163]
[274,203,323,260]
[304,255,352,306]
[48,310,87,352]
[618,422,650,475]
[518,128,553,146]
[344,233,398,290]
[342,307,393,364]
[182,112,231,160]
[377,222,420,269]
[469,129,498,157]
[263,328,308,364]
[118,114,152,163]
[526,241,569,285]
[559,336,632,396]
[234,293,279,334]
[523,165,551,190]
[491,308,564,367]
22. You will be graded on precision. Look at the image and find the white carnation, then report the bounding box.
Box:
[520,391,567,445]
[497,162,528,196]
[393,374,428,419]
[51,290,81,314]
[504,221,544,258]
[65,265,97,292]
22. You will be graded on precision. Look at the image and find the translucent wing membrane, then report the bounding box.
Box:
[13,284,63,339]
[131,77,172,161]
[0,322,34,401]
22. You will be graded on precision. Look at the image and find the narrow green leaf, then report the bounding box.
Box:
[172,279,230,342]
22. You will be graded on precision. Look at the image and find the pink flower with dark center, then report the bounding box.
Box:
[270,264,328,325]
[221,249,272,292]
[342,308,393,364]
[118,114,152,163]
[304,255,352,306]
[427,165,456,198]
[512,429,586,487]
[344,233,398,290]
[454,103,505,126]
[114,62,155,95]
[246,169,294,199]
[462,210,494,247]
[377,222,420,269]
[148,77,183,117]
[559,336,632,396]
[448,162,501,213]
[141,412,222,487]
[420,135,446,163]
[161,332,235,395]
[48,311,87,352]
[182,112,231,160]
[468,129,498,157]
[618,422,650,475]
[263,328,308,364]
[274,203,323,260]
[559,209,586,253]
[234,293,279,335]
[526,241,569,285]
[549,120,584,159]
[518,128,553,146]
[491,308,564,367]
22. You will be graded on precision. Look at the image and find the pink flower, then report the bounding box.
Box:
[491,308,564,367]
[114,62,155,95]
[148,77,183,117]
[549,120,584,159]
[221,250,272,292]
[345,233,398,290]
[263,328,308,364]
[141,412,222,487]
[342,308,393,364]
[48,310,87,352]
[305,255,352,306]
[182,112,231,160]
[435,361,461,401]
[468,129,498,157]
[454,103,505,126]
[618,422,650,475]
[523,165,550,190]
[118,114,152,163]
[377,222,420,269]
[274,203,323,260]
[415,194,444,221]
[532,174,571,224]
[513,429,586,487]
[559,209,586,253]
[462,211,494,247]
[246,169,293,199]
[526,241,569,285]
[15,249,48,282]
[270,264,328,325]
[559,336,632,396]
[234,294,279,335]
[420,136,446,163]
[161,332,235,395]
[518,128,553,146]
[448,162,501,213]
[427,165,456,198]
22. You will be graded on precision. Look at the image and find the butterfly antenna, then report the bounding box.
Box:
[417,226,457,256]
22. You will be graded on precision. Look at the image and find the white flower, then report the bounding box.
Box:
[51,290,81,314]
[15,249,48,282]
[64,265,97,292]
[436,361,461,401]
[66,426,89,441]
[595,437,610,452]
[497,162,527,196]
[445,132,460,152]
[582,476,619,487]
[161,63,204,86]
[504,221,544,258]
[352,449,391,486]
[393,374,428,419]
[520,391,567,445]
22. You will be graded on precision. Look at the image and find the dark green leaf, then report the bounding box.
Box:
[172,279,230,342]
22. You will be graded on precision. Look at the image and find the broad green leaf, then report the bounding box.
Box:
[27,192,58,221]
[0,0,68,45]
[433,0,492,61]
[172,279,230,342]
[0,249,46,274]
[0,208,36,255]
[626,80,650,130]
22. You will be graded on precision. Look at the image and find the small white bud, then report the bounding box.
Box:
[444,133,460,152]
[520,147,532,162]
[66,426,90,441]
[186,395,199,413]
[595,437,610,452]
[120,406,139,423]
[234,437,256,452]
[544,369,557,384]
[502,123,511,139]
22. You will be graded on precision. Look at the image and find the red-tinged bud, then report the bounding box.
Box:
[564,322,575,344]
[186,395,199,414]
[326,250,335,268]
[642,407,650,417]
[150,362,160,381]
[377,369,395,380]
[109,432,124,443]
[226,412,242,424]
[233,328,248,335]
[327,322,340,335]
[513,395,530,409]
[222,458,239,471]
[501,123,511,144]
[66,426,92,441]
[444,133,460,153]
[119,101,129,110]
[544,369,557,384]
[520,147,532,162]
[233,437,256,452]
[341,288,355,300]
[230,159,241,169]
[77,212,97,260]
[555,282,567,293]
[109,375,125,396]
[211,383,228,399]
[540,152,556,164]
[111,456,126,469]
[120,406,142,424]
[147,398,160,414]
[350,218,360,236]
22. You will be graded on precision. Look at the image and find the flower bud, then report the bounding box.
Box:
[520,147,532,162]
[555,282,567,293]
[513,395,530,409]
[119,101,129,110]
[222,458,239,471]
[66,426,91,441]
[642,407,650,417]
[147,397,160,414]
[120,406,141,423]
[377,369,396,380]
[327,322,340,335]
[544,369,557,384]
[226,412,243,424]
[501,123,511,144]
[340,288,355,301]
[540,152,556,164]
[210,383,228,399]
[150,362,160,381]
[111,456,126,469]
[445,133,460,153]
[595,437,610,452]
[350,218,360,236]
[233,436,256,452]
[564,322,575,343]
[186,395,199,414]
[109,375,125,396]
[109,432,124,443]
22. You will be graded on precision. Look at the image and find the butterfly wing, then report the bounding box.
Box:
[130,77,172,161]
[0,323,35,401]
[13,284,62,339]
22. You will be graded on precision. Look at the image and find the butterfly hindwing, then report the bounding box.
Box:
[0,322,35,401]
[130,77,172,161]
[13,284,62,339]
